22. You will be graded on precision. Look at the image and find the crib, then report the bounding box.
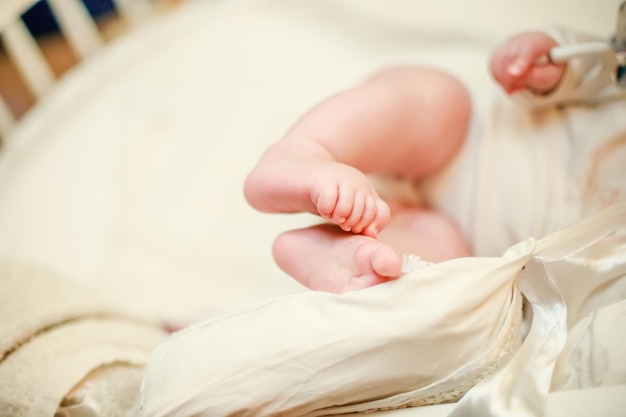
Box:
[0,0,624,416]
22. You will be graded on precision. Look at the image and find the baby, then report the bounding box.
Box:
[244,28,626,293]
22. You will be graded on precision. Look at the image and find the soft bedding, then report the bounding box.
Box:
[0,0,624,416]
[0,262,166,417]
[138,201,626,417]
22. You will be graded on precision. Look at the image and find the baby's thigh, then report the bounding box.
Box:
[379,202,470,261]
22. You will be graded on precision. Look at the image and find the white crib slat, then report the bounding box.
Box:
[47,0,104,59]
[0,0,43,30]
[0,95,16,139]
[114,0,153,24]
[3,18,55,99]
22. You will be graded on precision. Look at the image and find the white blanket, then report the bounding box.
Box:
[137,201,626,417]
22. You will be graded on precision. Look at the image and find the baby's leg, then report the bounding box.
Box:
[244,66,471,237]
[272,203,469,292]
[378,202,470,261]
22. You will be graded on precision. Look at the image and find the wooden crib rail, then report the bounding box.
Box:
[0,0,155,141]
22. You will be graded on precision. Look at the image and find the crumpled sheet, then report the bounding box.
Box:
[138,202,626,417]
[0,262,167,417]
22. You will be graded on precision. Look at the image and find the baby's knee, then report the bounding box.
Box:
[368,66,469,108]
[398,209,470,258]
[422,212,470,258]
[367,66,471,140]
[425,70,471,127]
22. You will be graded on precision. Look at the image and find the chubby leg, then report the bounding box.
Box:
[244,66,471,237]
[376,202,470,262]
[272,203,469,292]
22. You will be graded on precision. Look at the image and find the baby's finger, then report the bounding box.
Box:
[524,64,565,92]
[489,48,509,87]
[492,50,528,93]
[508,56,533,79]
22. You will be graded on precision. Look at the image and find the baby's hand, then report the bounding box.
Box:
[490,31,566,95]
[310,163,390,238]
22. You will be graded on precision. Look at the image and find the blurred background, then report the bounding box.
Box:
[0,0,184,119]
[1,0,619,123]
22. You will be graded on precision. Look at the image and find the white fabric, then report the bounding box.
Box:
[451,201,626,416]
[140,242,528,416]
[138,202,626,417]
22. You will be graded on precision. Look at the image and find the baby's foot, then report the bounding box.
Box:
[272,224,403,293]
[309,163,390,237]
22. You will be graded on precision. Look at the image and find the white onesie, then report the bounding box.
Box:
[420,27,626,257]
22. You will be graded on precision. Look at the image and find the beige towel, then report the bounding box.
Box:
[0,261,167,417]
[57,363,146,417]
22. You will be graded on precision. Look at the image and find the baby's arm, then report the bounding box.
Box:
[490,28,620,108]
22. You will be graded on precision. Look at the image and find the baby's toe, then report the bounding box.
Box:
[352,196,377,235]
[313,185,339,218]
[365,199,390,236]
[332,188,356,225]
[342,192,367,231]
